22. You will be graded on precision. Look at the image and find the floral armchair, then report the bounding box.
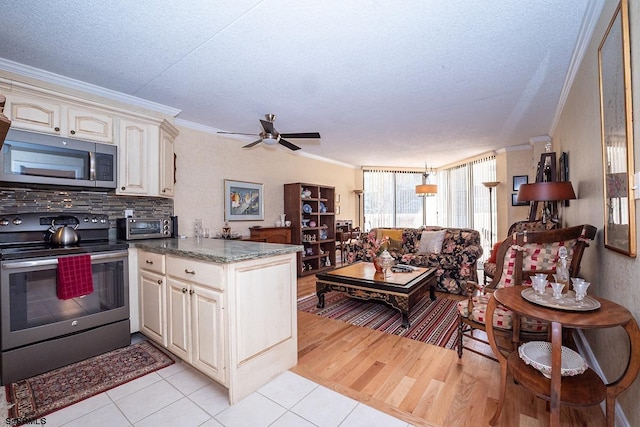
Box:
[345,227,483,295]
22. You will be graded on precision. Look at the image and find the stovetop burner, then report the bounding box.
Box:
[0,240,128,260]
[0,212,127,260]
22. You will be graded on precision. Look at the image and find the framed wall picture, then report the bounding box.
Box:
[599,0,636,257]
[224,179,264,221]
[512,193,529,206]
[513,175,528,192]
[559,152,570,207]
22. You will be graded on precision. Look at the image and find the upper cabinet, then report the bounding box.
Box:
[1,78,178,198]
[159,120,179,198]
[4,92,114,143]
[117,119,156,196]
[66,106,114,143]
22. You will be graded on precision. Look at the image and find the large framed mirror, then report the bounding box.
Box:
[598,0,636,257]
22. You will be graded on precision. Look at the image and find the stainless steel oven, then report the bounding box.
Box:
[0,212,130,384]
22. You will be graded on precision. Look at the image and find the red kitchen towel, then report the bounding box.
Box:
[57,254,94,299]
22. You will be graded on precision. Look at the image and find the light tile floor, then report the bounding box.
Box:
[38,359,412,427]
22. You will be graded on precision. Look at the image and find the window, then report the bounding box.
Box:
[439,156,496,262]
[363,170,423,230]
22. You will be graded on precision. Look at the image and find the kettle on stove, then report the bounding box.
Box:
[48,216,80,246]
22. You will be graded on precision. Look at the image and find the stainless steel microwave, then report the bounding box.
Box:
[0,128,117,189]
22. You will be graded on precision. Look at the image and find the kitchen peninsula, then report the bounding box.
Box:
[128,238,302,404]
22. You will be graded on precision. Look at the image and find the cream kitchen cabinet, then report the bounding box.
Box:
[133,241,298,405]
[166,255,225,383]
[138,250,167,347]
[3,92,114,143]
[117,118,176,198]
[117,118,160,196]
[159,120,178,197]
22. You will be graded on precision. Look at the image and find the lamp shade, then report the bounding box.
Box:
[415,183,438,196]
[517,181,576,202]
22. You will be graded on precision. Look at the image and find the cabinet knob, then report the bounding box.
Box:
[70,129,76,135]
[54,127,60,132]
[182,287,188,293]
[121,186,126,190]
[145,260,153,264]
[184,269,196,275]
[189,289,195,295]
[157,279,162,284]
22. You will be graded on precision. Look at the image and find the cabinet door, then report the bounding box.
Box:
[117,119,150,195]
[191,284,225,383]
[159,121,178,198]
[166,278,191,362]
[139,270,166,346]
[67,107,114,143]
[4,93,62,134]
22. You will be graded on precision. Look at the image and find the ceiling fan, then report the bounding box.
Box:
[217,114,321,151]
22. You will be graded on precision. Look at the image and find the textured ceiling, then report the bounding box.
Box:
[0,1,603,168]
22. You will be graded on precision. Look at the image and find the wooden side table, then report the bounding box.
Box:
[247,226,292,244]
[485,286,640,427]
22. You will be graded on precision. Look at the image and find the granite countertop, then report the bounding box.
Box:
[129,238,303,264]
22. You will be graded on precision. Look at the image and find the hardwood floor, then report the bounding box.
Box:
[293,274,606,426]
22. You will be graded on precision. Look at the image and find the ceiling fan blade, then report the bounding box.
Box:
[278,138,301,151]
[242,139,262,148]
[280,132,321,139]
[217,131,259,136]
[259,119,275,135]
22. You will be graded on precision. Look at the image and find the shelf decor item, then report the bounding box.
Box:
[224,179,264,221]
[518,341,588,379]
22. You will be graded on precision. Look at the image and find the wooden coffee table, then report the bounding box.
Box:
[315,262,436,328]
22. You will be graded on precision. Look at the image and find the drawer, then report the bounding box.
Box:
[138,250,166,274]
[167,255,224,290]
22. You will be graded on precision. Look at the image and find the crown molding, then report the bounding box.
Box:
[0,58,181,117]
[549,0,606,135]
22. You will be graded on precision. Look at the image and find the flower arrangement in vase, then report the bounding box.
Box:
[363,230,391,272]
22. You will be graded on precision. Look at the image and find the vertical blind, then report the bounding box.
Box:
[363,155,496,262]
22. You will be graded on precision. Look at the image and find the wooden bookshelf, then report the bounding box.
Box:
[284,183,336,276]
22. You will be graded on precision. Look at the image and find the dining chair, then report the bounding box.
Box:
[457,224,597,361]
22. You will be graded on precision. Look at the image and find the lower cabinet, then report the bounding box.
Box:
[135,248,297,404]
[166,277,225,383]
[138,250,167,346]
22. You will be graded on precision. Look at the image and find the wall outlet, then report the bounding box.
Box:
[124,209,134,218]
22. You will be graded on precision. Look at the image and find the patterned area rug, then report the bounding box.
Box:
[298,292,459,349]
[4,340,174,423]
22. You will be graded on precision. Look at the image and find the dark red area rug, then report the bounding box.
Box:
[298,292,459,349]
[5,340,174,423]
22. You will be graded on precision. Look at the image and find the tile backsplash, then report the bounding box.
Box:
[0,187,173,229]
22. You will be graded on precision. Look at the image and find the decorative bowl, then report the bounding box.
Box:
[302,204,312,213]
[518,341,588,378]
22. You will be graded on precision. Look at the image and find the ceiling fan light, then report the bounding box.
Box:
[262,133,279,145]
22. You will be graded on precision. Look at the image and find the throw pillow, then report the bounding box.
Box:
[488,241,502,263]
[376,228,404,252]
[418,230,446,254]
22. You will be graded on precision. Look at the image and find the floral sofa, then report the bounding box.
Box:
[345,227,483,295]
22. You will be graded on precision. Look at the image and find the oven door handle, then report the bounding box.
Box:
[1,251,128,269]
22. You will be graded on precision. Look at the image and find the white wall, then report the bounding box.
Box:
[552,0,640,423]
